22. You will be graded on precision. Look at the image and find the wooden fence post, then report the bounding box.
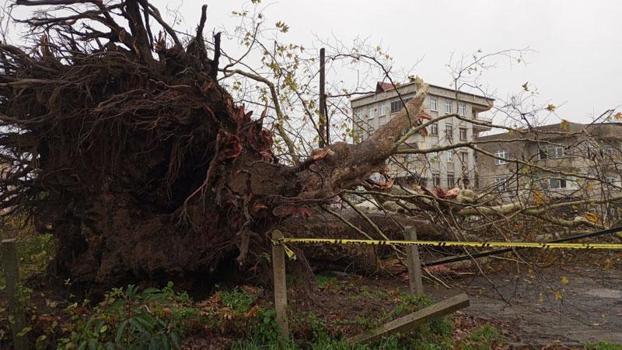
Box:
[404,227,424,296]
[2,239,28,350]
[271,230,289,338]
[347,293,470,344]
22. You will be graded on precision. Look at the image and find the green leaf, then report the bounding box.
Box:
[134,315,156,330]
[170,332,181,349]
[149,337,158,350]
[129,318,148,334]
[115,320,128,343]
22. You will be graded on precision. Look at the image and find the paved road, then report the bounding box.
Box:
[430,266,622,346]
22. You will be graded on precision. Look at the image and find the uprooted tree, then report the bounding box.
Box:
[0,0,432,285]
[1,0,620,288]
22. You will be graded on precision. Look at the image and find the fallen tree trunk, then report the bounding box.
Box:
[279,209,449,273]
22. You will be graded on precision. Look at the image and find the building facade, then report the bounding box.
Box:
[475,122,622,199]
[351,81,494,189]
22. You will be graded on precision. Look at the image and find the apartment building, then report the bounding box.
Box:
[351,81,494,188]
[475,121,622,198]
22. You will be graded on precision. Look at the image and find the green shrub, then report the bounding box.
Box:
[220,287,256,314]
[231,308,297,350]
[58,282,200,350]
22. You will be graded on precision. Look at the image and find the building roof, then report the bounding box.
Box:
[476,121,622,142]
[351,80,495,104]
[376,81,394,93]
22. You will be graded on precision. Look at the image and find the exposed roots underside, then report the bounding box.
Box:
[0,0,428,287]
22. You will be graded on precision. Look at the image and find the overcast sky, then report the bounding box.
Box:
[9,0,620,124]
[150,0,622,124]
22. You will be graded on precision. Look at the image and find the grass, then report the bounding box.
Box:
[456,324,501,350]
[315,274,337,289]
[0,233,55,289]
[231,290,463,350]
[0,214,55,289]
[586,342,622,350]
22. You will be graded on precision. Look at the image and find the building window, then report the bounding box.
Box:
[429,97,438,111]
[495,150,507,165]
[459,127,467,141]
[603,145,614,156]
[430,124,438,136]
[366,108,374,121]
[446,150,454,163]
[390,98,412,114]
[432,173,441,187]
[548,178,567,189]
[494,176,507,192]
[539,146,565,160]
[379,104,388,116]
[447,174,455,188]
[552,146,565,158]
[605,176,618,186]
[459,151,468,164]
[444,100,452,114]
[390,100,402,114]
[445,124,453,141]
[458,103,466,116]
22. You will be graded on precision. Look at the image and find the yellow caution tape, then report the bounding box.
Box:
[283,244,297,260]
[274,237,622,250]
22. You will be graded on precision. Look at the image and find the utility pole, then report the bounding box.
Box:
[318,48,328,148]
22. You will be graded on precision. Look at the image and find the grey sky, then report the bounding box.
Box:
[156,0,621,124]
[8,0,620,124]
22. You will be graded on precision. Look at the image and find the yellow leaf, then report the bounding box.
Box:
[546,104,556,112]
[533,191,546,206]
[560,119,569,131]
[584,212,599,224]
[560,276,569,285]
[554,290,563,301]
[604,258,613,270]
